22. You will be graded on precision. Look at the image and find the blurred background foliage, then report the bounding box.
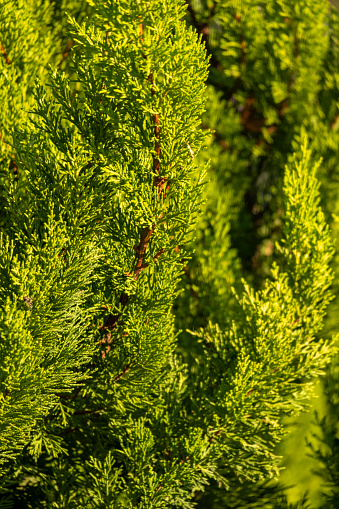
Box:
[179,0,339,507]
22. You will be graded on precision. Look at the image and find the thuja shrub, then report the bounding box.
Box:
[0,1,337,507]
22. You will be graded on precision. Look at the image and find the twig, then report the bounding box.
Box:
[58,39,73,68]
[133,225,155,278]
[112,363,131,383]
[0,42,10,65]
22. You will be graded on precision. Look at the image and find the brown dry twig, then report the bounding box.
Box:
[1,42,10,65]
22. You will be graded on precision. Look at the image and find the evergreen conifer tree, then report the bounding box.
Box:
[0,0,338,507]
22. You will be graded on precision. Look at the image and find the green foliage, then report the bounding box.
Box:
[306,355,339,509]
[187,143,336,486]
[184,1,339,503]
[0,0,338,507]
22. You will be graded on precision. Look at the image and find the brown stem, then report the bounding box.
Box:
[112,363,131,383]
[100,15,168,357]
[0,42,10,65]
[153,248,165,261]
[207,425,225,443]
[58,39,73,68]
[99,292,128,357]
[133,225,155,278]
[9,158,19,181]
